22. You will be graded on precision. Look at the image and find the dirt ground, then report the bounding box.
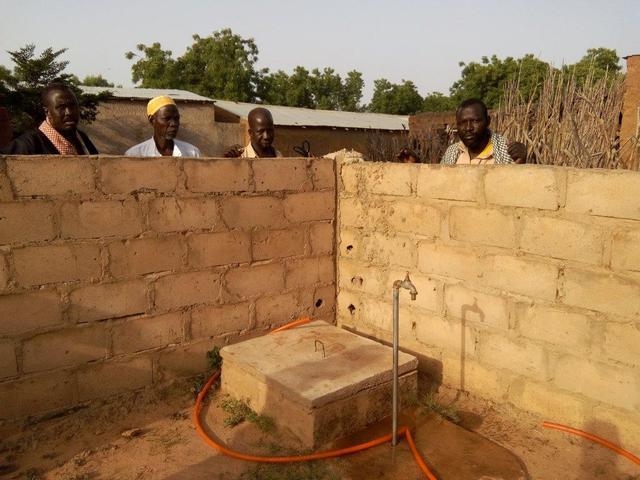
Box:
[1,375,638,480]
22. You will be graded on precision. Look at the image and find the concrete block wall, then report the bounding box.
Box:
[337,159,640,449]
[0,155,336,420]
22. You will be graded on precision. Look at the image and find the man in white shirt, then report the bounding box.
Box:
[125,96,201,157]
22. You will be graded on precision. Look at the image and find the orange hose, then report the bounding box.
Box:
[192,317,439,478]
[543,421,640,466]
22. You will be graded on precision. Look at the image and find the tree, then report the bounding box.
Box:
[126,29,262,102]
[368,79,423,115]
[564,47,622,85]
[0,44,110,136]
[449,54,551,108]
[422,92,457,112]
[81,74,115,87]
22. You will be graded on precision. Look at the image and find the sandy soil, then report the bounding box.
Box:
[1,376,638,480]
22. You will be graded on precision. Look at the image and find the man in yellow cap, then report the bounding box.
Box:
[125,95,201,157]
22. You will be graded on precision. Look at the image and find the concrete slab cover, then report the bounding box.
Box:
[220,321,417,409]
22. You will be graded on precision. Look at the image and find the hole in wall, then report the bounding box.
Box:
[346,245,353,252]
[315,298,323,308]
[348,304,356,315]
[351,276,363,287]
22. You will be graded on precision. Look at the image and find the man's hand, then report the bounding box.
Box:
[224,145,244,158]
[508,142,527,164]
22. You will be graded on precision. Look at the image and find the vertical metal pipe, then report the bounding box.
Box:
[392,287,399,446]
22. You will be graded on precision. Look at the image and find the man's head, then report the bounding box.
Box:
[248,107,275,151]
[456,98,490,150]
[147,96,180,141]
[41,83,80,134]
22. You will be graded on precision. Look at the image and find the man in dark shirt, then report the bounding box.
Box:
[1,82,98,155]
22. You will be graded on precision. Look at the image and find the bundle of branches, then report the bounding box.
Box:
[364,127,454,163]
[494,66,638,169]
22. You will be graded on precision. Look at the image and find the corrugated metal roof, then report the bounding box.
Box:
[80,86,408,130]
[212,99,409,131]
[80,86,214,102]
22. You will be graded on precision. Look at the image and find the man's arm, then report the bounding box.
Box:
[224,145,244,158]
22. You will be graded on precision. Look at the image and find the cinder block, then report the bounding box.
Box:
[417,243,481,281]
[366,163,417,196]
[478,332,547,381]
[154,270,221,311]
[0,202,56,244]
[338,228,362,259]
[603,321,640,366]
[339,197,369,229]
[449,207,516,248]
[69,280,148,323]
[60,200,144,239]
[336,290,364,327]
[311,158,335,190]
[483,254,558,300]
[0,341,17,378]
[7,156,95,196]
[361,297,416,340]
[77,356,153,402]
[553,355,640,411]
[188,231,251,267]
[13,243,101,287]
[448,356,511,402]
[0,370,75,420]
[286,256,334,289]
[310,221,334,255]
[222,196,286,229]
[252,227,305,260]
[190,302,250,339]
[415,313,478,354]
[100,157,179,193]
[484,166,559,210]
[225,263,285,300]
[255,292,305,327]
[338,259,388,298]
[313,284,336,318]
[388,201,440,238]
[611,229,640,272]
[592,405,640,451]
[340,163,362,194]
[109,236,184,278]
[184,158,251,193]
[23,324,108,373]
[518,305,591,352]
[253,158,310,191]
[514,380,588,427]
[566,169,640,220]
[284,191,335,223]
[520,216,604,264]
[389,269,441,313]
[0,290,63,335]
[0,255,9,291]
[361,232,417,268]
[0,171,13,201]
[148,197,220,233]
[112,312,184,354]
[563,268,640,317]
[445,284,509,329]
[417,166,481,201]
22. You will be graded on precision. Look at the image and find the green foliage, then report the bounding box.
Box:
[220,397,276,433]
[450,54,550,108]
[0,44,110,136]
[422,91,457,112]
[368,78,423,115]
[207,346,223,372]
[418,390,460,423]
[563,47,622,85]
[260,67,364,111]
[81,74,114,87]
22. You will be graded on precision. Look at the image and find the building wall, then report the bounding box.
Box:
[80,100,244,156]
[336,158,640,449]
[621,55,640,159]
[0,155,336,421]
[409,111,456,135]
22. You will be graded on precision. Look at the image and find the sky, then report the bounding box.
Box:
[1,0,638,103]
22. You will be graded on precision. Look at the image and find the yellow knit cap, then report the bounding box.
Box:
[147,96,176,116]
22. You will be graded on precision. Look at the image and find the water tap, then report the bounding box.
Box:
[393,272,418,301]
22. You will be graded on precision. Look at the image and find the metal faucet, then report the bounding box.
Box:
[391,272,417,446]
